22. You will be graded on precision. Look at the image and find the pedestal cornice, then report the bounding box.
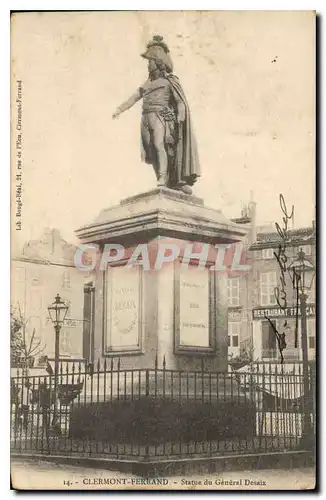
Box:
[76,187,248,245]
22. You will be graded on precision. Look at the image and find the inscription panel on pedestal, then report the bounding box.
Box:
[104,266,143,354]
[174,264,216,354]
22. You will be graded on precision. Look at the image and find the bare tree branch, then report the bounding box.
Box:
[11,302,47,371]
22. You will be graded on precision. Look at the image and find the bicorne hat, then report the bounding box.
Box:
[141,35,173,73]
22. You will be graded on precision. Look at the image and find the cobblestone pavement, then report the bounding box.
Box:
[11,458,316,491]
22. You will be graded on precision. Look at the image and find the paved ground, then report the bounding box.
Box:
[11,458,316,491]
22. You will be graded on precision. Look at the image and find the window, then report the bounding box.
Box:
[308,337,315,349]
[262,319,277,359]
[228,322,240,348]
[307,318,315,336]
[307,318,315,350]
[30,291,42,313]
[280,320,301,360]
[260,272,277,306]
[62,270,71,289]
[283,320,299,349]
[262,248,274,260]
[232,335,239,347]
[228,277,240,307]
[60,331,72,354]
[65,299,72,318]
[31,268,42,286]
[305,271,315,303]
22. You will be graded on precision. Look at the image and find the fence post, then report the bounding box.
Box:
[201,358,205,402]
[145,369,150,397]
[163,356,166,400]
[311,363,316,435]
[154,354,158,398]
[103,358,107,403]
[144,368,151,461]
[110,358,113,403]
[117,358,120,400]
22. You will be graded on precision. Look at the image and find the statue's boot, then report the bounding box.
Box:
[157,162,168,187]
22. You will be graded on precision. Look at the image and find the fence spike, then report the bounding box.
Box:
[155,353,158,370]
[104,358,107,372]
[97,358,101,373]
[201,358,204,372]
[163,355,166,370]
[111,358,114,372]
[118,358,121,371]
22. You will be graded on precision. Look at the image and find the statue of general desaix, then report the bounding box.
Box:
[113,36,200,194]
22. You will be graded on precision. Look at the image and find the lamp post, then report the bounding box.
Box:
[289,248,315,448]
[47,294,69,427]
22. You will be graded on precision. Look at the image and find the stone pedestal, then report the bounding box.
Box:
[76,187,247,372]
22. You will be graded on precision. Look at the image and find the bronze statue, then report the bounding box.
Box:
[113,36,200,194]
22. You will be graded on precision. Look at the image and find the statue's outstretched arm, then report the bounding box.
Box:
[112,90,142,119]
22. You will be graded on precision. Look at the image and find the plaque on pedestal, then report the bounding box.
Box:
[104,265,144,355]
[174,263,216,354]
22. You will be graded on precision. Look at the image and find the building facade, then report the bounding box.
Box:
[11,228,91,365]
[226,202,316,363]
[227,205,256,359]
[249,224,316,362]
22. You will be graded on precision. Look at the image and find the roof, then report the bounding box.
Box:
[13,228,78,266]
[250,226,315,249]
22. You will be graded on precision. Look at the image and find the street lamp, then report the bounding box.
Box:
[47,294,69,426]
[289,248,315,449]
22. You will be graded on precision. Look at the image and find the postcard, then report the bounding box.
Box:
[10,10,316,491]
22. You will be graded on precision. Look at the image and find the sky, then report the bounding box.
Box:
[11,11,315,248]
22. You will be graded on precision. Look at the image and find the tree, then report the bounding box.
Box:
[10,307,24,367]
[11,304,46,374]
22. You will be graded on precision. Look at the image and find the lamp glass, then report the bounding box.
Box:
[47,295,69,325]
[289,250,315,293]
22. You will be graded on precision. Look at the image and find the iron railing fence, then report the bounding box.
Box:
[11,359,315,461]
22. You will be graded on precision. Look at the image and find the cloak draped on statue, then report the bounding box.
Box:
[140,74,201,188]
